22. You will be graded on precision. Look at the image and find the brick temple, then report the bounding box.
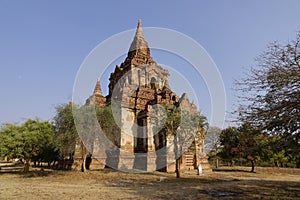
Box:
[74,20,209,172]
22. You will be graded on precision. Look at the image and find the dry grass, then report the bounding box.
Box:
[0,166,299,199]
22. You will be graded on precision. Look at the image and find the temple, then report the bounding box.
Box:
[74,20,209,172]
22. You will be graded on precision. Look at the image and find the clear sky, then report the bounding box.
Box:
[1,0,300,127]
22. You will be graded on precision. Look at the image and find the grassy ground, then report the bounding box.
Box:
[0,166,299,199]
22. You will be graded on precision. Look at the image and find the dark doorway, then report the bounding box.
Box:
[150,77,156,90]
[85,155,92,170]
[133,116,148,171]
[135,117,148,153]
[155,131,167,172]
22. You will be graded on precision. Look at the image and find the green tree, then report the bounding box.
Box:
[0,123,20,161]
[218,127,240,166]
[237,123,262,172]
[266,135,294,167]
[73,105,115,172]
[164,106,182,178]
[74,105,97,172]
[0,119,55,172]
[160,105,207,178]
[96,106,120,146]
[32,143,59,167]
[54,102,123,172]
[53,103,79,169]
[219,123,264,172]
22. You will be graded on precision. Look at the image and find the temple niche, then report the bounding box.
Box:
[74,20,210,172]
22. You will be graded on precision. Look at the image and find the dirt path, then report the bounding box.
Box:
[0,167,299,199]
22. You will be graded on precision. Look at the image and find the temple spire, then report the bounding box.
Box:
[94,79,102,95]
[129,19,149,53]
[123,20,153,67]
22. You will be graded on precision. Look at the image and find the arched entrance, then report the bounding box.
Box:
[150,77,156,90]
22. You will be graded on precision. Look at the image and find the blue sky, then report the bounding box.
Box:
[0,0,300,127]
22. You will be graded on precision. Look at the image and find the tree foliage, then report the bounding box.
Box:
[53,103,122,171]
[72,104,121,171]
[218,122,297,170]
[159,105,207,177]
[53,103,79,161]
[96,106,120,146]
[0,119,55,172]
[54,103,97,171]
[219,123,262,172]
[235,32,300,167]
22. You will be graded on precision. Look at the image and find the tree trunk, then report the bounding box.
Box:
[216,158,219,168]
[24,159,30,173]
[174,135,181,178]
[80,142,87,172]
[175,158,181,178]
[81,157,86,172]
[251,160,255,172]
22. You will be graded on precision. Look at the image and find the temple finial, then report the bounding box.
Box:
[137,19,142,28]
[94,79,102,95]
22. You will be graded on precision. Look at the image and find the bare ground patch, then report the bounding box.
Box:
[0,167,299,199]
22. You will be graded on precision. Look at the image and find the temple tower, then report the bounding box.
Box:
[84,20,208,172]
